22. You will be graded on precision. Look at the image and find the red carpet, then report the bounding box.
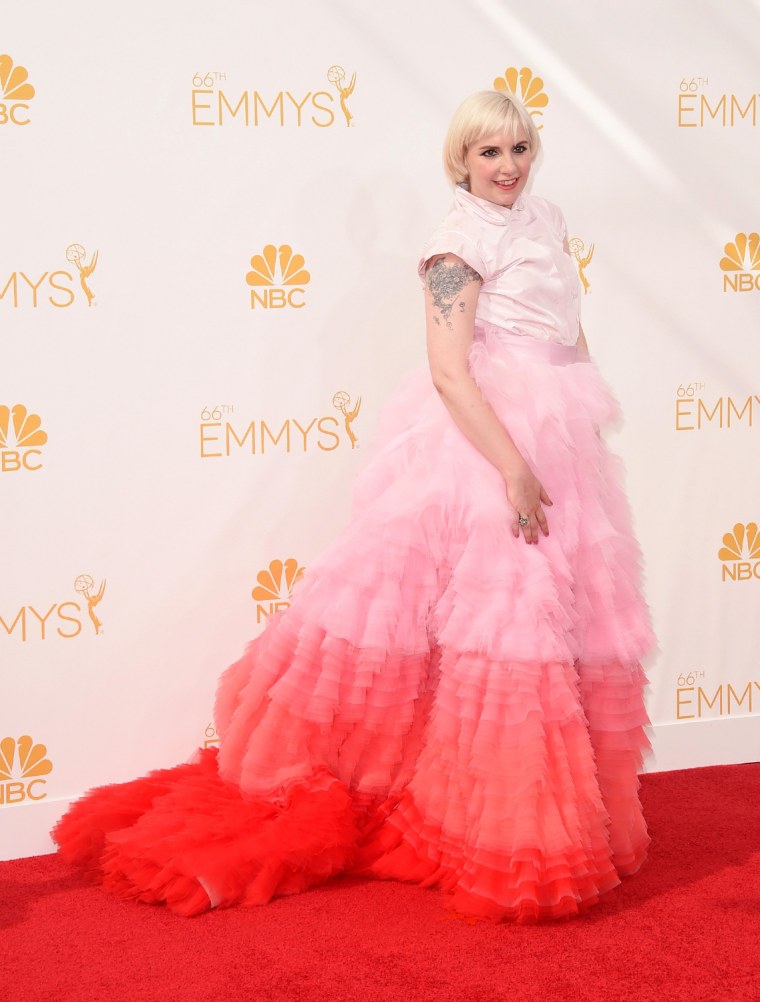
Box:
[2,763,759,1002]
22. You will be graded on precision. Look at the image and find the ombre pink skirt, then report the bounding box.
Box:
[54,323,654,923]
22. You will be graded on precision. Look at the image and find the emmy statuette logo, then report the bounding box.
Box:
[192,65,356,128]
[327,65,356,126]
[1,573,107,641]
[74,574,107,634]
[200,393,361,458]
[333,391,361,449]
[0,243,99,309]
[568,237,594,294]
[66,244,99,306]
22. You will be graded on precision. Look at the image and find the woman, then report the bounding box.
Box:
[54,90,654,923]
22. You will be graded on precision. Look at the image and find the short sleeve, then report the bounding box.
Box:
[552,204,568,244]
[417,228,488,284]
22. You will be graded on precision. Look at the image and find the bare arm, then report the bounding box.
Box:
[424,254,552,544]
[577,323,590,359]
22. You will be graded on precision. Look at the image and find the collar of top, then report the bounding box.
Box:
[454,182,526,224]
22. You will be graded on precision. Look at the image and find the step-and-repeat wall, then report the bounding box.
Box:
[3,0,759,858]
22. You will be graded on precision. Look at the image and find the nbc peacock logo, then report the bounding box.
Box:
[719,522,760,581]
[0,404,47,473]
[0,54,35,126]
[493,67,549,128]
[720,232,760,292]
[0,735,52,805]
[246,244,311,310]
[252,558,305,623]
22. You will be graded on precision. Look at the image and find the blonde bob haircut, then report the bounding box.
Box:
[443,90,541,186]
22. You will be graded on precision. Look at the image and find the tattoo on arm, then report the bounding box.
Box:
[426,259,481,329]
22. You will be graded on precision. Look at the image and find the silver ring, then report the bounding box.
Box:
[518,515,529,527]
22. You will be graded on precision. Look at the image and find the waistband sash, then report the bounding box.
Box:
[474,321,578,366]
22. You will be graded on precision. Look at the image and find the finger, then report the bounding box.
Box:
[535,506,550,537]
[521,516,536,545]
[526,511,545,545]
[516,513,530,544]
[511,513,520,539]
[539,485,553,507]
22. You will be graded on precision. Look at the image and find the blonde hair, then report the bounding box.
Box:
[442,90,541,186]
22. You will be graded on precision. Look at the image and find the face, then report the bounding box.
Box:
[464,130,531,208]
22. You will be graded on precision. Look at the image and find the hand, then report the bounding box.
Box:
[505,463,552,544]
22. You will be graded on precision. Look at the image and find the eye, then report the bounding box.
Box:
[481,148,499,157]
[512,144,528,155]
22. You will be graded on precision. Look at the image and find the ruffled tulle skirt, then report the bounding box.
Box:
[54,323,654,922]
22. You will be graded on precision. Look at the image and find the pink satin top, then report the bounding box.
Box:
[418,185,580,346]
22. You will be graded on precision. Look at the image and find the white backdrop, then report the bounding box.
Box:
[2,0,759,860]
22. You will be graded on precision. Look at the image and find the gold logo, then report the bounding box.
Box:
[66,243,98,306]
[0,55,35,100]
[493,67,548,128]
[678,78,759,128]
[719,522,760,582]
[74,574,106,634]
[253,558,304,601]
[327,65,356,126]
[0,54,35,126]
[0,242,100,308]
[719,523,760,561]
[252,558,305,623]
[0,404,47,448]
[191,66,356,128]
[720,234,760,293]
[0,404,47,473]
[203,723,219,748]
[333,391,361,449]
[720,233,760,271]
[1,572,106,641]
[200,392,360,457]
[675,382,760,432]
[0,735,52,805]
[246,244,310,309]
[568,237,594,294]
[676,672,760,720]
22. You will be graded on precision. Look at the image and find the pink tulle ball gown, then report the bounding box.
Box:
[54,185,655,923]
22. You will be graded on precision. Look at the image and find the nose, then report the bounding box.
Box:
[499,151,516,175]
